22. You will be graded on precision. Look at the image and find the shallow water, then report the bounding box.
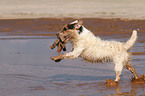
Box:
[0,36,145,96]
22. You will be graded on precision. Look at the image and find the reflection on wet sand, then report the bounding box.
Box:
[113,83,145,96]
[50,80,145,96]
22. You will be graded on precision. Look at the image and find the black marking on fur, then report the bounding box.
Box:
[67,24,75,29]
[78,26,83,34]
[63,27,67,31]
[66,24,83,34]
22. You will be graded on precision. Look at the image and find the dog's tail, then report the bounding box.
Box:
[124,30,137,51]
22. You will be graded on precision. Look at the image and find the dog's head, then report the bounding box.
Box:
[50,20,83,53]
[57,19,83,43]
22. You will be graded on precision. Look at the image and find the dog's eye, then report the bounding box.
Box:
[63,27,67,31]
[67,24,75,29]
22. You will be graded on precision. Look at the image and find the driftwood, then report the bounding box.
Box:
[50,39,66,53]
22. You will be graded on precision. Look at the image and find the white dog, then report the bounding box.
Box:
[51,20,138,84]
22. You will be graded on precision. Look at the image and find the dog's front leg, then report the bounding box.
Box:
[51,47,84,62]
[51,52,80,62]
[51,53,66,62]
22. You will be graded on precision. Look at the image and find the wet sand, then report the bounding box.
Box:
[0,18,145,46]
[0,18,145,96]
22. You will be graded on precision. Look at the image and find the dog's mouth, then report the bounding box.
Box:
[50,34,70,53]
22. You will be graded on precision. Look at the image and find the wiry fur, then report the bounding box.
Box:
[65,27,136,63]
[51,20,138,82]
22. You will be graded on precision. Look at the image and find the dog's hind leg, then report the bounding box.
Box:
[114,63,124,82]
[106,62,123,86]
[113,54,129,82]
[125,62,138,79]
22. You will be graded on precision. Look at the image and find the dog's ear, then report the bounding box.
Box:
[74,20,83,29]
[77,20,83,25]
[67,20,83,30]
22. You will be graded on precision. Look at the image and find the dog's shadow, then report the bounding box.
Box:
[48,74,115,81]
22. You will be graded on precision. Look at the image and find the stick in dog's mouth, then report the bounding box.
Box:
[50,34,69,53]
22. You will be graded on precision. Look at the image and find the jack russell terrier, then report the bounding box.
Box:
[50,20,138,85]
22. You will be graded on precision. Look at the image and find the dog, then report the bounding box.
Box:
[51,20,138,85]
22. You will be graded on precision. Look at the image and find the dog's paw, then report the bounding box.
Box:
[54,59,62,62]
[51,56,62,62]
[105,79,118,87]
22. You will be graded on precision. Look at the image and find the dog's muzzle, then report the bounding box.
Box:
[50,32,70,53]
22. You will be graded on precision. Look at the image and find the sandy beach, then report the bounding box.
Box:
[0,0,145,96]
[0,0,145,19]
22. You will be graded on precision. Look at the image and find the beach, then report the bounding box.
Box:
[0,0,145,96]
[0,0,145,19]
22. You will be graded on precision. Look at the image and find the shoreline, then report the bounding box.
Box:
[0,17,145,37]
